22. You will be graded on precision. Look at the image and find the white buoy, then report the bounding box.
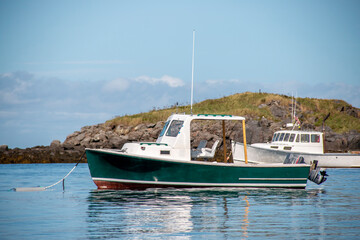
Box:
[14,187,46,192]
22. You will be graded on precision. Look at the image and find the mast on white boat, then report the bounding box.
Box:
[286,92,296,129]
[291,92,294,125]
[292,92,298,130]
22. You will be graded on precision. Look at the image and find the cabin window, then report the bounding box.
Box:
[311,134,320,143]
[279,133,285,141]
[295,134,300,142]
[272,133,277,142]
[274,133,280,141]
[289,133,296,142]
[283,133,290,142]
[166,120,184,137]
[301,134,310,143]
[159,121,170,137]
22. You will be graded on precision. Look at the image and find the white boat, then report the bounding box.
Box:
[232,129,360,168]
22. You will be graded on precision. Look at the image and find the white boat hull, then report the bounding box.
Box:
[232,142,360,168]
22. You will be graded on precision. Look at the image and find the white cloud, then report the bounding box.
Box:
[0,73,13,78]
[0,72,41,104]
[102,78,130,92]
[52,111,112,120]
[0,111,19,118]
[0,91,41,104]
[0,71,188,148]
[135,75,185,87]
[205,79,224,85]
[229,79,243,84]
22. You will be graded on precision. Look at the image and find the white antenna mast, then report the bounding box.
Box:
[292,91,297,130]
[190,30,195,115]
[291,92,294,125]
[294,91,297,119]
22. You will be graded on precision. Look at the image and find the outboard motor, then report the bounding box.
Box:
[284,155,328,185]
[308,160,328,185]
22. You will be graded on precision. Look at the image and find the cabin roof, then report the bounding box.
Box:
[168,113,245,122]
[274,129,322,134]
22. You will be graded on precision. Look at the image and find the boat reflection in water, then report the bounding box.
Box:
[86,187,326,239]
[87,189,195,238]
[241,195,250,239]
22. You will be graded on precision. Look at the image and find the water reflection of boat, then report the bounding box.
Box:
[242,195,250,239]
[86,188,326,239]
[86,114,324,190]
[87,190,194,236]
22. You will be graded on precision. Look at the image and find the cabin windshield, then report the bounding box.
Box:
[159,121,170,137]
[165,120,184,137]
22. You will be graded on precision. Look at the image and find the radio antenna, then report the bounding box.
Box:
[190,30,195,115]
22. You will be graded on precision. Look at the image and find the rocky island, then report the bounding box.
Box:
[1,92,359,164]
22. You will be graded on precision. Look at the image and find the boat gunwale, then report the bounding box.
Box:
[85,148,311,168]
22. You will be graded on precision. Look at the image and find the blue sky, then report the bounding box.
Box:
[1,0,359,148]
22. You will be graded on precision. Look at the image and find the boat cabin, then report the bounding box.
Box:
[253,130,324,154]
[120,113,245,161]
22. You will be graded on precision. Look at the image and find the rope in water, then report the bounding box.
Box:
[44,151,85,189]
[13,151,85,192]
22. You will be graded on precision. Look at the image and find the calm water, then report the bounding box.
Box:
[0,164,359,239]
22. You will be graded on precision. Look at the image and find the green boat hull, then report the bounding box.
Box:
[86,149,310,189]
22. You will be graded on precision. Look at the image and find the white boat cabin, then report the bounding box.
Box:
[120,113,245,161]
[252,130,324,154]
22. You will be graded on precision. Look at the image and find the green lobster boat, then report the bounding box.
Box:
[86,114,326,190]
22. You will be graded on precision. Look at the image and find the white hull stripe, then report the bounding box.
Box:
[93,177,307,188]
[238,178,307,181]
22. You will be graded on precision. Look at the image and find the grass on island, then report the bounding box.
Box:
[105,92,360,133]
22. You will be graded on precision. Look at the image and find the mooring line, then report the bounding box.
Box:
[45,151,86,189]
[13,151,85,192]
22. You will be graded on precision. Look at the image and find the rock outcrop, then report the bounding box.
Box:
[0,145,85,164]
